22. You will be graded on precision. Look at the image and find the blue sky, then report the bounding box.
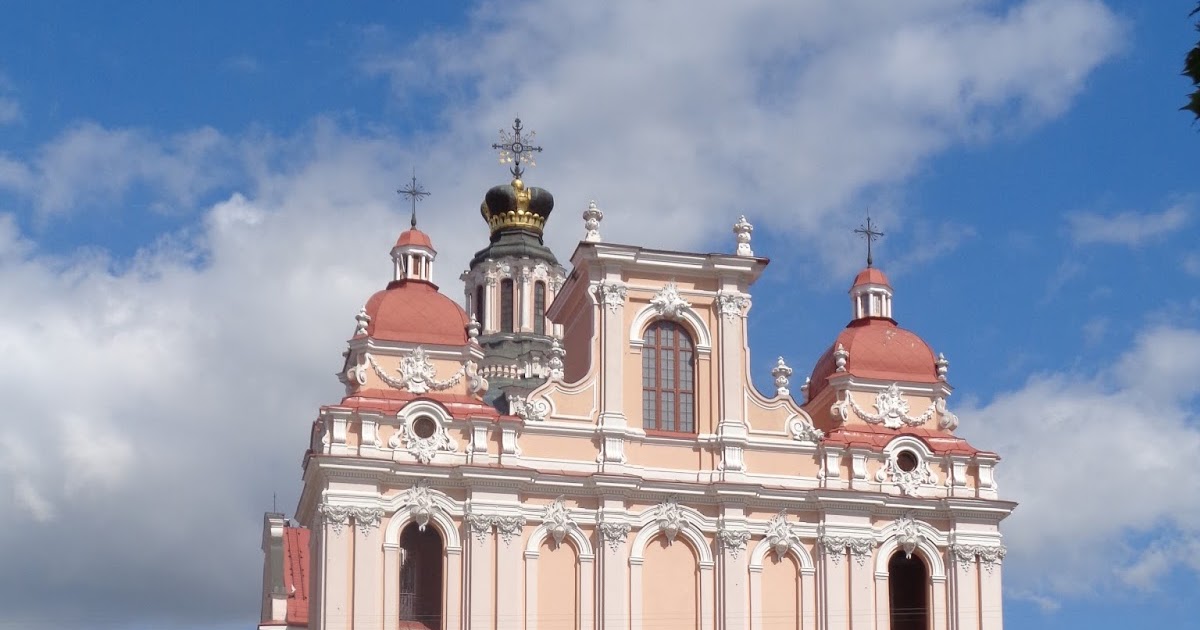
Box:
[0,1,1197,628]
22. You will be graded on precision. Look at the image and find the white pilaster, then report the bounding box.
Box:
[353,520,384,630]
[465,516,495,630]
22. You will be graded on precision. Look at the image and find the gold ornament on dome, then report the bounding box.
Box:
[481,177,548,233]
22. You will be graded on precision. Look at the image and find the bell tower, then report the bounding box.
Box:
[460,118,567,408]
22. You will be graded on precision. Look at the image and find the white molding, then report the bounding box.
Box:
[628,301,713,351]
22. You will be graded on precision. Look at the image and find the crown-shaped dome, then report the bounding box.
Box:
[481,177,554,238]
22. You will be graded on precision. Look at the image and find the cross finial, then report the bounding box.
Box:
[492,117,543,179]
[397,168,430,228]
[853,214,884,267]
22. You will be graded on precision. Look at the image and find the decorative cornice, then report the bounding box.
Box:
[649,282,691,320]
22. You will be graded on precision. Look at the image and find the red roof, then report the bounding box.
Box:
[395,228,433,249]
[808,318,937,399]
[362,280,469,345]
[822,424,984,456]
[852,267,891,287]
[283,526,310,626]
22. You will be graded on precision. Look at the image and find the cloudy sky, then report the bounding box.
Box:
[0,1,1197,628]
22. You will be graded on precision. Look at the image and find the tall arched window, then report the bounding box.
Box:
[500,279,514,333]
[399,523,444,629]
[642,320,695,433]
[474,284,485,326]
[888,551,929,630]
[533,281,546,335]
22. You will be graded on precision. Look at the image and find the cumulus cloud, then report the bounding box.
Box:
[0,0,1126,627]
[1067,201,1192,247]
[959,325,1200,599]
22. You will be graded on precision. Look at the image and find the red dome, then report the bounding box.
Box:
[361,280,468,345]
[852,267,891,287]
[395,228,433,249]
[808,318,937,399]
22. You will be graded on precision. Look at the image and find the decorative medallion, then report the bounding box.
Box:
[594,280,627,312]
[895,512,925,559]
[875,452,936,496]
[650,282,691,320]
[764,511,802,560]
[402,481,437,532]
[389,413,458,464]
[542,497,577,549]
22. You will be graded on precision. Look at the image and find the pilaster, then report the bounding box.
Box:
[465,512,496,630]
[352,509,385,630]
[596,501,630,630]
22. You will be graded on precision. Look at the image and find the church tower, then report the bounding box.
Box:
[460,119,567,409]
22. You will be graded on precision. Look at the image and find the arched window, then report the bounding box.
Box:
[888,551,929,630]
[533,281,546,335]
[399,523,443,629]
[500,279,514,333]
[474,284,485,326]
[641,320,695,433]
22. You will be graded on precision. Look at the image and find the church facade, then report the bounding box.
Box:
[258,122,1014,630]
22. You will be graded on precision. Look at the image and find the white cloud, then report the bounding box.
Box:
[959,325,1200,599]
[1068,202,1192,246]
[0,97,19,125]
[0,0,1127,626]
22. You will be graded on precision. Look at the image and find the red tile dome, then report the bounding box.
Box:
[395,228,433,249]
[361,280,468,345]
[852,267,891,287]
[807,318,938,399]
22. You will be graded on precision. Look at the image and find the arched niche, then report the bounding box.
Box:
[522,524,595,630]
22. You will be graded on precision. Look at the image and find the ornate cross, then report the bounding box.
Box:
[397,169,430,228]
[492,117,543,179]
[853,214,884,267]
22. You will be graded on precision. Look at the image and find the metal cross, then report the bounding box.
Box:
[492,117,543,179]
[853,214,884,267]
[397,169,430,228]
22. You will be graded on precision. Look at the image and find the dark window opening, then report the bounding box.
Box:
[412,416,437,439]
[641,320,696,433]
[474,285,485,326]
[897,450,919,473]
[500,279,514,333]
[533,281,546,335]
[888,551,929,630]
[399,523,444,629]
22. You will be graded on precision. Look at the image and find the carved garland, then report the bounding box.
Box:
[952,544,1008,574]
[366,348,465,394]
[318,504,384,536]
[831,383,938,429]
[820,535,875,566]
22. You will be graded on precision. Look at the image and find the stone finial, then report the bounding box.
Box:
[547,338,565,381]
[354,307,371,336]
[800,376,811,402]
[936,352,949,381]
[467,315,481,341]
[733,215,754,256]
[771,357,793,397]
[833,343,849,372]
[582,200,603,243]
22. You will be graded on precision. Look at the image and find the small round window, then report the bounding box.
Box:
[412,416,438,439]
[896,450,919,472]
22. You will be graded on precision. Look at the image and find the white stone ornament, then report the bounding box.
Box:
[354,306,370,336]
[368,348,465,394]
[594,280,627,312]
[800,376,810,402]
[319,503,352,536]
[895,512,925,559]
[494,515,526,546]
[936,397,959,430]
[820,535,875,566]
[466,511,494,543]
[542,497,577,548]
[765,511,802,560]
[936,352,949,381]
[467,315,481,341]
[833,343,849,372]
[582,200,603,243]
[977,545,1007,574]
[599,522,631,552]
[788,415,825,443]
[650,282,691,320]
[733,215,754,256]
[876,451,936,496]
[389,413,458,464]
[772,357,793,397]
[402,481,437,532]
[717,527,752,558]
[508,394,549,422]
[352,507,385,535]
[547,338,565,381]
[843,383,938,429]
[655,496,684,544]
[714,290,750,321]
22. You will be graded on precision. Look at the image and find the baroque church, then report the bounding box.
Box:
[257,120,1014,630]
